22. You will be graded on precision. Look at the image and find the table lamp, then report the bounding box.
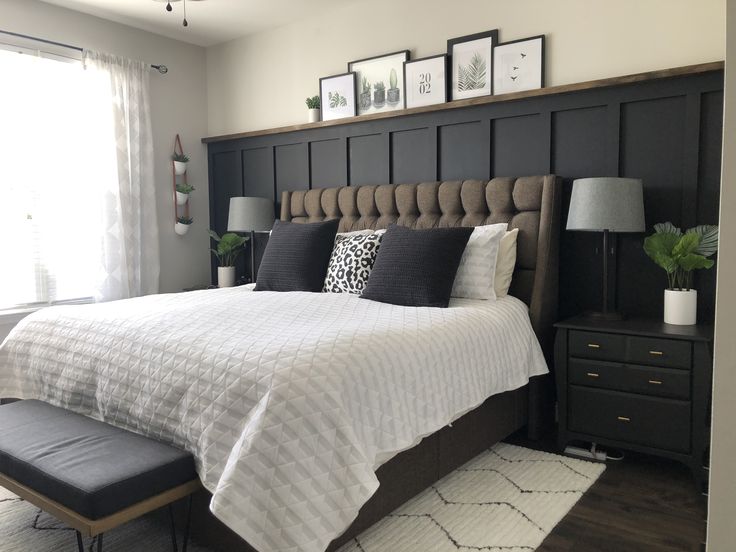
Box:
[227,197,274,283]
[566,177,645,320]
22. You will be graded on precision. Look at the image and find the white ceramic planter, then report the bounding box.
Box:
[664,289,697,325]
[174,160,188,175]
[307,108,320,123]
[218,266,236,288]
[174,222,191,236]
[176,191,189,205]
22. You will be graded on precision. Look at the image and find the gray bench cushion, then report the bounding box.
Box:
[0,400,197,520]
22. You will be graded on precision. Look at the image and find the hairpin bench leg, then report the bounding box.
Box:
[75,530,85,552]
[97,533,104,552]
[182,494,192,552]
[168,503,179,552]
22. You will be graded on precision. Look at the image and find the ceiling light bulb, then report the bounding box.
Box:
[165,2,172,11]
[183,18,188,27]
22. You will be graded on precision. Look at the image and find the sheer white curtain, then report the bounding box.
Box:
[83,50,160,301]
[0,48,159,310]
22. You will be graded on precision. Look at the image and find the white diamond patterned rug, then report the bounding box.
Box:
[0,443,604,551]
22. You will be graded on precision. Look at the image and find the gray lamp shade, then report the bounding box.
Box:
[566,177,645,232]
[227,197,274,232]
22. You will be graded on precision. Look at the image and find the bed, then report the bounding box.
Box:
[0,175,561,552]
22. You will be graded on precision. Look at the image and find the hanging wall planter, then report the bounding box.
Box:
[175,216,193,235]
[173,152,189,175]
[175,183,195,206]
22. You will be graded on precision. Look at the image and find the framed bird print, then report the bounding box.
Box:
[493,35,545,95]
[447,29,498,100]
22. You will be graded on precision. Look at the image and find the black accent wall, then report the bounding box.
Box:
[206,69,723,322]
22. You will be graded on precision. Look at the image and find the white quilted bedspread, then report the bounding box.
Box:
[0,287,547,552]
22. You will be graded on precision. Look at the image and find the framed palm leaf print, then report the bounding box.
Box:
[447,29,499,100]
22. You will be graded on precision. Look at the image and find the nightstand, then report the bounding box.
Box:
[555,316,713,491]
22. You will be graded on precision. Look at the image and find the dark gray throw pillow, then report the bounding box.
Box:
[254,219,339,292]
[361,224,474,308]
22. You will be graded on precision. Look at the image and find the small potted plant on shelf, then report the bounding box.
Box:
[373,81,386,109]
[208,230,248,288]
[359,76,372,111]
[387,68,401,106]
[643,222,719,325]
[306,96,321,123]
[172,152,189,175]
[175,215,193,236]
[175,183,195,205]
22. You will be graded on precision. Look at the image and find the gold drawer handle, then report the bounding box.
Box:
[586,372,600,378]
[649,350,664,356]
[617,416,631,422]
[648,379,663,385]
[587,343,601,349]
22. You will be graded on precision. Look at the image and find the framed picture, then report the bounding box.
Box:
[447,29,499,100]
[493,35,545,95]
[348,50,409,115]
[403,54,448,109]
[319,72,357,121]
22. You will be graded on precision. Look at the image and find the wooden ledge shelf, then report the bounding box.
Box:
[202,61,723,144]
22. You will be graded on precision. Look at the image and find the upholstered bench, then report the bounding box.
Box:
[0,400,200,552]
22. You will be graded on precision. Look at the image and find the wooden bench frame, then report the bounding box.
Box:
[0,472,201,550]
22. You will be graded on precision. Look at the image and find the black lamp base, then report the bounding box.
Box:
[583,310,625,321]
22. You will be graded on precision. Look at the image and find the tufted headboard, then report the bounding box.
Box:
[280,176,562,352]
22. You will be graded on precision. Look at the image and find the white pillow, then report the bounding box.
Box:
[494,228,519,298]
[451,223,507,300]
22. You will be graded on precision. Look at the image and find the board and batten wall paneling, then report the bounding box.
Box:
[206,69,723,320]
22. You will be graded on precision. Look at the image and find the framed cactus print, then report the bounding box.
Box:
[348,50,410,115]
[403,54,448,109]
[447,29,499,100]
[493,35,545,95]
[319,72,358,121]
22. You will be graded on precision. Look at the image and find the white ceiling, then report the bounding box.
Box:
[40,0,349,47]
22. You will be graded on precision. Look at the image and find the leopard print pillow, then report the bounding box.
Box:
[323,233,383,294]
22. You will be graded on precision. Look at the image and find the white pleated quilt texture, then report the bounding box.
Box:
[0,287,548,552]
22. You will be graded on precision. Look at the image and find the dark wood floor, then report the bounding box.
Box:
[506,431,707,552]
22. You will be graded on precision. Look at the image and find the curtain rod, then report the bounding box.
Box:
[0,29,168,74]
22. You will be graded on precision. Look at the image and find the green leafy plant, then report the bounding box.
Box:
[643,222,718,290]
[457,53,487,92]
[305,95,320,109]
[361,76,371,94]
[208,230,248,267]
[172,152,189,163]
[176,183,195,194]
[389,68,398,89]
[374,81,385,92]
[177,215,193,225]
[328,91,347,108]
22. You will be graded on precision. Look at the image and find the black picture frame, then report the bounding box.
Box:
[492,35,546,95]
[403,54,448,109]
[447,29,499,99]
[318,72,358,121]
[348,50,410,114]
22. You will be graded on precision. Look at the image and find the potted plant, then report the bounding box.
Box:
[306,96,321,123]
[643,222,718,325]
[208,230,248,288]
[373,81,386,109]
[175,215,193,236]
[359,76,372,111]
[387,68,401,106]
[172,152,189,175]
[175,183,195,205]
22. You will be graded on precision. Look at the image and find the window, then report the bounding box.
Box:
[0,48,118,310]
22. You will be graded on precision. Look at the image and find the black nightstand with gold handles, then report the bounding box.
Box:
[554,316,713,491]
